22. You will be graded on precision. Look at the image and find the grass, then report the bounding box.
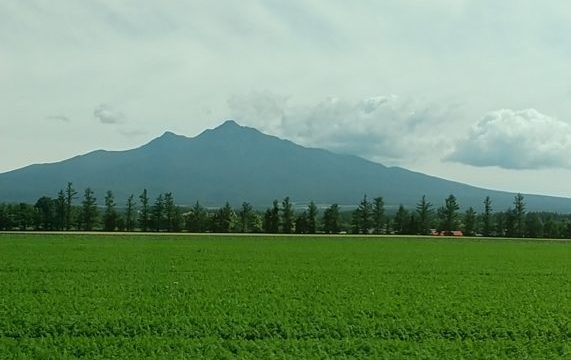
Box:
[0,234,569,359]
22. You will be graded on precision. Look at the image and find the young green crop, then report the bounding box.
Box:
[0,234,569,359]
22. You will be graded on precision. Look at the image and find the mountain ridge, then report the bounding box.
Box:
[0,120,569,212]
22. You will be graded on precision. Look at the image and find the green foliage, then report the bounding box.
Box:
[185,201,208,233]
[211,202,236,233]
[513,193,526,238]
[238,202,255,233]
[482,196,493,237]
[463,207,477,236]
[263,200,280,234]
[80,188,98,231]
[352,195,372,234]
[125,194,136,232]
[322,204,340,234]
[281,197,294,234]
[34,196,55,231]
[307,201,318,234]
[138,189,150,232]
[393,205,409,234]
[2,186,571,239]
[103,190,118,232]
[65,182,77,231]
[416,195,433,235]
[0,234,569,358]
[372,197,384,234]
[438,194,460,232]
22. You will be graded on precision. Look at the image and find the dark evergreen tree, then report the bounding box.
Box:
[65,182,78,230]
[55,190,66,231]
[543,216,559,239]
[212,202,235,233]
[513,193,526,237]
[281,197,294,234]
[238,202,254,233]
[163,193,180,232]
[463,207,477,236]
[138,189,150,232]
[404,214,418,235]
[125,194,136,231]
[494,212,506,237]
[352,195,372,234]
[372,197,385,234]
[416,195,433,235]
[565,221,571,239]
[323,204,340,234]
[525,213,543,238]
[482,196,493,237]
[394,205,408,234]
[0,204,9,230]
[80,188,98,231]
[103,190,118,231]
[185,201,209,232]
[151,194,165,231]
[34,196,55,230]
[504,209,516,237]
[438,194,460,232]
[295,211,309,234]
[16,203,34,231]
[263,200,280,233]
[307,201,318,234]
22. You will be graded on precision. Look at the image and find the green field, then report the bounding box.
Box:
[0,234,569,359]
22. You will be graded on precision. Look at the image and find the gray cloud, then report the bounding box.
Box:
[228,92,454,165]
[45,115,70,122]
[447,109,571,169]
[94,104,124,124]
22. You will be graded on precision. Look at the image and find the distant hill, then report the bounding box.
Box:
[0,120,570,211]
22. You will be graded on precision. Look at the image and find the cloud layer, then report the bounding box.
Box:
[228,92,454,165]
[448,109,571,169]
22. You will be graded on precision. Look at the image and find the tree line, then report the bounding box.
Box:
[1,183,570,239]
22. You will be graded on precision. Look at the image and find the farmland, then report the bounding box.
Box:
[0,234,569,359]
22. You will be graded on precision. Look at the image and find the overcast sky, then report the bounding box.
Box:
[1,1,570,197]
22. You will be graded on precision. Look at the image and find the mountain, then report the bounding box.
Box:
[0,120,570,211]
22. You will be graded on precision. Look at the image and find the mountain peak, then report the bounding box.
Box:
[198,120,263,140]
[160,130,178,138]
[218,119,241,128]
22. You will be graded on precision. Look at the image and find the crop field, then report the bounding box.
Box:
[0,234,569,359]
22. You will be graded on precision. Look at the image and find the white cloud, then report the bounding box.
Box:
[94,104,125,125]
[447,109,571,169]
[228,92,454,165]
